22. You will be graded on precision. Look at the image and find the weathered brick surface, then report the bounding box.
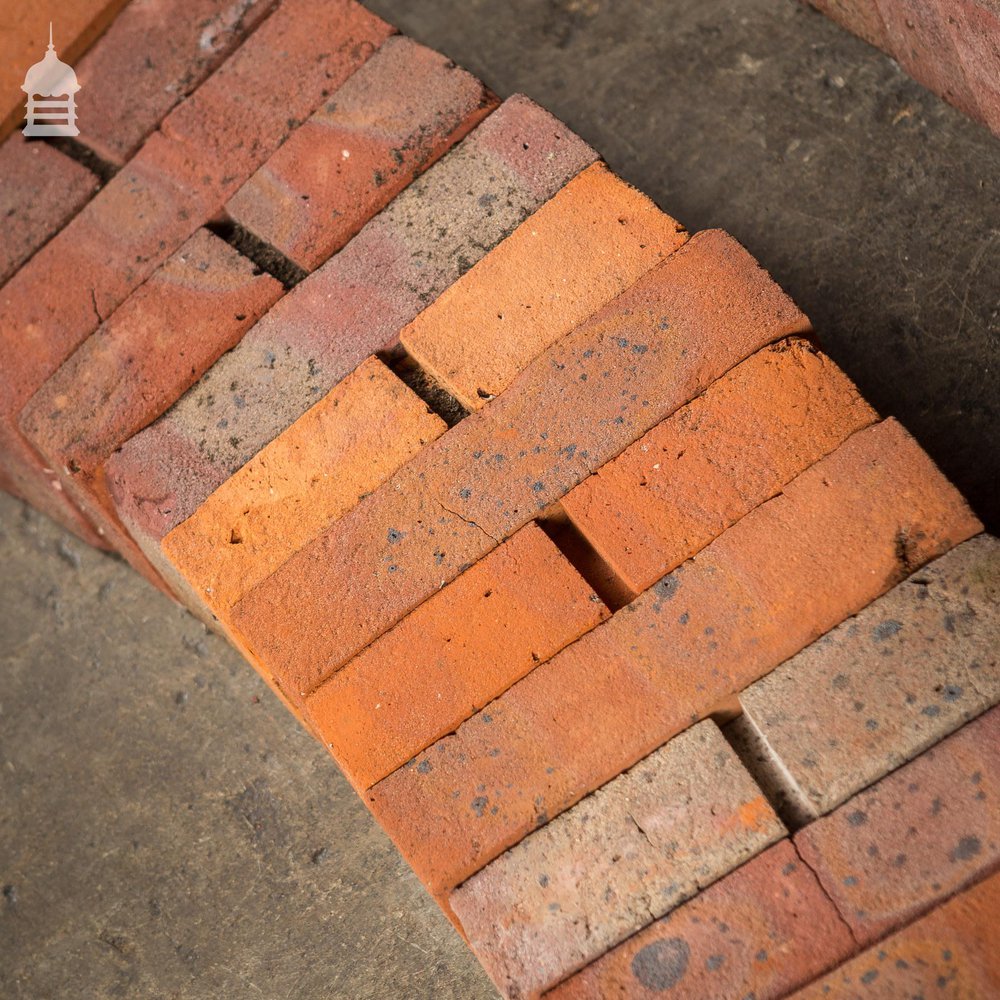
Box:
[0,134,99,287]
[159,356,446,627]
[947,0,1000,135]
[792,868,1000,998]
[875,0,982,122]
[738,534,1000,821]
[0,0,390,536]
[367,418,980,899]
[19,228,282,586]
[228,35,495,271]
[806,1,887,49]
[229,230,809,707]
[106,95,597,553]
[400,161,688,411]
[305,522,609,791]
[795,705,1000,946]
[74,0,275,166]
[561,337,878,596]
[548,840,855,1000]
[451,721,785,1000]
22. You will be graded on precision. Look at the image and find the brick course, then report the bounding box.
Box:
[451,720,785,1000]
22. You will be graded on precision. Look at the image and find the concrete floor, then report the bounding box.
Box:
[1,2,997,999]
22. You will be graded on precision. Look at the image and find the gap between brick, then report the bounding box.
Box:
[379,345,469,428]
[47,136,117,185]
[206,216,308,289]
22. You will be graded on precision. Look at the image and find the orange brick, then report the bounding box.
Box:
[160,357,445,633]
[230,230,810,710]
[792,868,1000,998]
[561,337,878,596]
[549,840,855,1000]
[304,522,609,791]
[366,418,980,900]
[400,161,688,410]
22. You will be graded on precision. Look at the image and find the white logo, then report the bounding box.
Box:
[22,23,80,137]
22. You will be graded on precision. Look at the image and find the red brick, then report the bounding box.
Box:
[0,0,390,537]
[805,1,888,49]
[549,840,855,1000]
[874,0,983,121]
[73,0,275,166]
[105,95,596,555]
[18,228,282,588]
[0,134,98,287]
[792,868,1000,998]
[561,337,878,596]
[366,418,980,899]
[229,230,810,709]
[451,720,784,1000]
[795,704,1000,946]
[227,35,495,271]
[159,356,446,631]
[736,533,1000,822]
[400,161,688,411]
[946,0,1000,135]
[304,522,609,791]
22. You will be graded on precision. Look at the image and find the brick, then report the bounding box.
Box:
[805,1,888,49]
[946,0,1000,135]
[105,95,597,552]
[561,337,878,596]
[792,868,1000,999]
[159,356,446,630]
[228,35,495,271]
[304,522,609,791]
[228,229,810,708]
[0,0,128,143]
[18,228,282,588]
[736,534,1000,822]
[795,705,1000,946]
[400,161,688,411]
[0,0,390,537]
[367,418,980,899]
[874,0,982,121]
[451,720,785,1000]
[73,0,275,166]
[548,840,855,1000]
[0,134,98,287]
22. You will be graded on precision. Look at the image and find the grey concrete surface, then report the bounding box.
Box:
[2,2,998,999]
[0,494,495,999]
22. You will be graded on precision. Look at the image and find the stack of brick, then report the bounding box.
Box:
[2,1,997,996]
[805,0,1000,138]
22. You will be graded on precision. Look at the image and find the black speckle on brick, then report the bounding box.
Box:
[847,810,868,827]
[949,835,981,862]
[387,528,405,545]
[873,620,903,642]
[416,759,432,774]
[470,796,488,818]
[631,938,690,992]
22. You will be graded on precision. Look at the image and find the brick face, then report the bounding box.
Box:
[560,337,878,596]
[795,705,1000,946]
[227,35,496,271]
[548,840,855,1000]
[229,230,808,709]
[792,868,1000,999]
[105,96,597,555]
[159,356,446,630]
[401,161,688,411]
[451,721,784,1000]
[18,228,282,587]
[0,135,99,288]
[304,522,609,791]
[737,534,1000,820]
[366,418,979,901]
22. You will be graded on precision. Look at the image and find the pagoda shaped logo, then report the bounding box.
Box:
[22,23,81,137]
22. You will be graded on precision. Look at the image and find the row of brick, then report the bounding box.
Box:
[547,703,1000,998]
[0,0,395,541]
[807,0,1000,137]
